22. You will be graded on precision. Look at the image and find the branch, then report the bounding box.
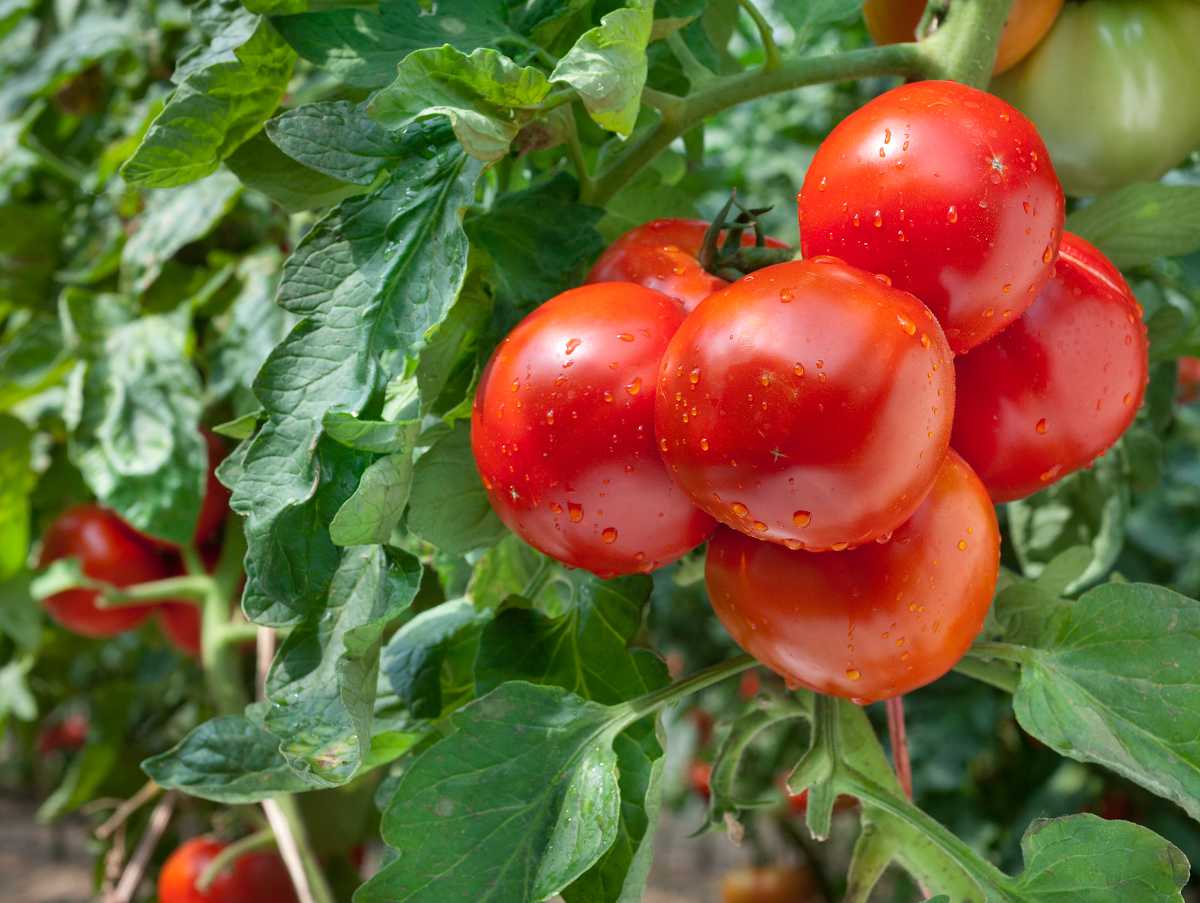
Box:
[106,791,177,903]
[198,830,277,891]
[263,796,337,903]
[95,781,162,840]
[737,0,781,70]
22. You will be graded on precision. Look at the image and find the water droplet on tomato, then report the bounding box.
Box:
[731,502,749,518]
[779,288,794,303]
[793,362,806,377]
[1036,418,1047,434]
[752,521,767,532]
[873,210,882,228]
[625,377,641,396]
[832,542,849,551]
[896,313,916,336]
[845,668,862,681]
[566,338,581,354]
[568,502,584,523]
[601,527,618,544]
[946,205,958,224]
[793,510,811,528]
[617,332,634,342]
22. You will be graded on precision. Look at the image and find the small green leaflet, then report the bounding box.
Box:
[1068,184,1200,268]
[551,0,654,136]
[61,293,206,545]
[0,414,32,579]
[120,171,242,295]
[266,101,410,185]
[264,546,421,785]
[356,683,628,903]
[123,1,294,187]
[0,203,61,310]
[369,46,550,162]
[226,131,368,212]
[231,121,480,623]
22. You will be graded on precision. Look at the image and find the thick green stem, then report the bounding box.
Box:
[197,829,276,890]
[621,654,755,722]
[917,0,1015,87]
[737,0,782,70]
[94,575,213,608]
[585,43,924,205]
[955,654,1020,693]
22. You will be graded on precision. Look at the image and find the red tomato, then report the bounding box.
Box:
[587,218,790,313]
[158,837,297,903]
[863,0,1064,75]
[194,430,232,547]
[689,761,712,799]
[721,865,817,903]
[39,505,168,637]
[656,257,954,551]
[37,712,89,754]
[799,80,1065,354]
[738,669,761,700]
[779,781,857,816]
[687,707,715,746]
[1178,357,1200,403]
[472,283,715,576]
[952,232,1148,502]
[705,451,999,703]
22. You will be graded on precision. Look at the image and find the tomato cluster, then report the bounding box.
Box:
[158,837,297,903]
[472,80,1148,704]
[38,431,231,653]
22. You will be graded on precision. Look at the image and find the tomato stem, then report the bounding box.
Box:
[954,654,1020,693]
[621,654,756,722]
[916,0,1014,87]
[196,829,276,891]
[94,575,212,608]
[736,0,782,71]
[885,696,914,801]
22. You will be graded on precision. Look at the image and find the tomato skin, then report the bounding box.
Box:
[799,80,1065,354]
[472,283,715,576]
[721,865,816,903]
[37,713,89,754]
[656,257,954,551]
[952,232,1148,502]
[158,602,202,656]
[992,0,1200,196]
[586,219,790,314]
[863,0,1063,75]
[705,451,999,703]
[158,837,297,903]
[39,505,168,637]
[689,761,712,799]
[1179,357,1200,404]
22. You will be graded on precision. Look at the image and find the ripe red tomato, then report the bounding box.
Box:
[952,232,1148,502]
[705,451,999,703]
[656,257,954,551]
[689,761,712,799]
[799,80,1065,354]
[863,0,1063,75]
[39,505,169,637]
[721,865,817,903]
[779,780,857,816]
[194,430,232,547]
[472,283,715,576]
[37,712,89,754]
[158,602,202,656]
[1180,357,1200,404]
[158,837,297,903]
[586,218,790,313]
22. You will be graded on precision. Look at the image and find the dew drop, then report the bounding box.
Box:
[568,502,584,523]
[617,332,634,342]
[896,313,916,336]
[760,372,772,387]
[752,521,768,532]
[793,510,811,528]
[700,437,710,451]
[779,288,794,303]
[793,362,806,377]
[625,377,642,397]
[832,542,849,552]
[946,205,958,224]
[852,212,861,227]
[1122,392,1132,406]
[659,437,669,452]
[957,539,968,551]
[731,502,749,518]
[601,527,618,544]
[603,390,614,403]
[919,333,931,348]
[873,210,883,228]
[875,273,892,286]
[672,264,686,276]
[545,410,555,425]
[1042,245,1054,264]
[817,176,827,192]
[845,668,862,681]
[883,127,892,144]
[1036,418,1047,434]
[550,502,562,514]
[983,307,994,318]
[1039,464,1062,483]
[566,338,581,354]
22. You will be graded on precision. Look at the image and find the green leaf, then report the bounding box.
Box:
[0,0,34,41]
[0,654,35,722]
[62,294,206,545]
[1012,814,1186,901]
[143,711,314,803]
[991,549,1090,647]
[1009,582,1200,825]
[550,0,654,136]
[1068,184,1200,268]
[406,421,506,555]
[0,314,70,410]
[0,572,41,651]
[122,3,295,187]
[369,46,550,162]
[378,597,490,719]
[357,683,626,903]
[323,412,417,455]
[120,171,242,295]
[330,446,418,546]
[230,121,480,622]
[264,545,422,784]
[0,415,32,579]
[777,1,865,46]
[0,203,61,310]
[37,735,118,820]
[272,0,531,88]
[266,101,409,185]
[467,173,605,318]
[416,265,494,416]
[1007,451,1128,593]
[225,130,367,212]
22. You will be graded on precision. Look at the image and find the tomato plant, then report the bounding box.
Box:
[992,0,1200,196]
[657,256,954,550]
[4,0,1200,901]
[953,232,1149,502]
[799,79,1065,353]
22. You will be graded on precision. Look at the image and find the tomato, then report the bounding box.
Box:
[779,780,857,816]
[689,761,712,799]
[472,283,715,576]
[39,505,168,637]
[656,257,954,551]
[721,865,817,903]
[37,712,89,754]
[194,430,232,547]
[992,0,1200,196]
[799,80,1065,354]
[1179,357,1200,404]
[953,232,1147,502]
[586,218,790,313]
[863,0,1063,75]
[158,837,297,903]
[687,707,715,746]
[705,451,999,703]
[738,669,761,700]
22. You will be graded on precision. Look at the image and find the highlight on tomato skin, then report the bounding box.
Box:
[586,218,790,314]
[471,282,715,577]
[704,450,1000,704]
[656,256,955,552]
[799,80,1066,354]
[952,231,1149,503]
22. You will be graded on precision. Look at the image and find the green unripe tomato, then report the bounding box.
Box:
[992,0,1200,196]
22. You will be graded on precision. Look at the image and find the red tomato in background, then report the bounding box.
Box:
[158,837,297,903]
[586,218,790,313]
[779,780,858,816]
[799,80,1065,353]
[194,430,232,547]
[705,451,999,703]
[656,257,954,551]
[37,712,89,754]
[721,865,817,903]
[689,761,712,799]
[472,283,715,576]
[39,505,168,637]
[952,232,1148,502]
[156,542,222,657]
[863,0,1063,75]
[1177,357,1200,404]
